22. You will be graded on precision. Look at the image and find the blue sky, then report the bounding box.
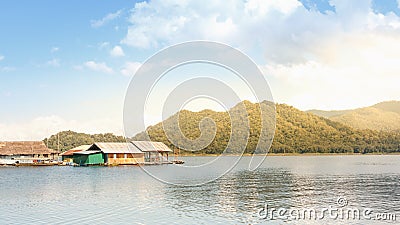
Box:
[1,0,400,140]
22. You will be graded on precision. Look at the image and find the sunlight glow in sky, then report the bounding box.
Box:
[0,0,400,140]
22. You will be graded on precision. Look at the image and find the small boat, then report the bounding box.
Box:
[0,159,18,166]
[172,160,184,164]
[172,148,184,164]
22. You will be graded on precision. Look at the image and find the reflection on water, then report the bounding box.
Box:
[0,155,399,224]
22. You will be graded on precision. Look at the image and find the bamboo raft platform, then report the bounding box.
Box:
[0,162,60,167]
[71,160,184,167]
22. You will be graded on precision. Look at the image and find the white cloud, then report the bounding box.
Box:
[120,61,142,76]
[34,59,60,68]
[0,115,124,141]
[121,0,303,49]
[98,42,110,49]
[91,10,122,28]
[121,0,400,64]
[46,58,60,67]
[261,32,400,110]
[0,66,15,72]
[50,47,59,53]
[84,61,114,74]
[244,0,301,15]
[121,0,400,110]
[0,55,4,61]
[110,45,125,57]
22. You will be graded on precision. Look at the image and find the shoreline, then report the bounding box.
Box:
[178,152,400,157]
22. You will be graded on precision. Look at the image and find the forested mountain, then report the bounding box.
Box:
[46,102,400,154]
[134,101,400,154]
[308,101,400,131]
[43,130,125,152]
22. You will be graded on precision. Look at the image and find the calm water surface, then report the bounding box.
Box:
[0,155,399,224]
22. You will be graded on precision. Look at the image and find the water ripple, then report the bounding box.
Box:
[0,156,398,224]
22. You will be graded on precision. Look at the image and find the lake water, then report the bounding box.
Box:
[0,155,399,224]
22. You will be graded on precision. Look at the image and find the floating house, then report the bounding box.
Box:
[85,142,145,165]
[68,141,174,166]
[60,145,91,162]
[0,141,59,165]
[131,141,173,163]
[72,150,104,166]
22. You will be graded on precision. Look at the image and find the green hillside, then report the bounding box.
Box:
[306,109,351,118]
[329,107,400,131]
[134,101,400,154]
[372,101,400,114]
[43,130,125,152]
[308,101,400,131]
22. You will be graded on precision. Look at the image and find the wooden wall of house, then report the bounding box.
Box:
[62,155,73,162]
[144,152,169,162]
[106,153,144,165]
[73,153,104,165]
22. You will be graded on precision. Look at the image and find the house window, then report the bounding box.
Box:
[113,154,117,159]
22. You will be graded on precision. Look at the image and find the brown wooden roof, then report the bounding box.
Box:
[60,149,83,156]
[0,141,58,155]
[90,142,144,154]
[131,141,173,152]
[60,145,91,156]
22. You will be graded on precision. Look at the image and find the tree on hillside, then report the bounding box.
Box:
[43,130,125,152]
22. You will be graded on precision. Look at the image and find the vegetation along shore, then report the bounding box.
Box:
[44,101,400,155]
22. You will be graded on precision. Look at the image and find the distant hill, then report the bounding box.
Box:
[43,130,125,152]
[134,101,400,154]
[307,109,351,118]
[307,101,400,131]
[372,101,400,114]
